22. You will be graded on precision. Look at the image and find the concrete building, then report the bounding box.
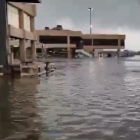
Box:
[7,2,40,64]
[36,25,125,58]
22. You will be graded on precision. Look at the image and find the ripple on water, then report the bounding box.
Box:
[35,58,140,140]
[1,57,140,140]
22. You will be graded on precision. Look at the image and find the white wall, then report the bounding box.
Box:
[7,4,31,31]
[7,4,19,28]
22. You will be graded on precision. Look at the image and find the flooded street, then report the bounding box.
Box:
[1,56,140,140]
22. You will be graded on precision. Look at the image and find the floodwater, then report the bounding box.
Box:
[1,56,140,140]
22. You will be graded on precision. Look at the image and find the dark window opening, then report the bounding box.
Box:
[39,36,67,44]
[10,36,20,40]
[36,48,42,53]
[76,41,83,49]
[93,39,118,46]
[70,37,83,49]
[120,40,125,46]
[70,36,82,44]
[83,39,92,45]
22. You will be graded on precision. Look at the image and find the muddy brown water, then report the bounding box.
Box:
[1,56,140,140]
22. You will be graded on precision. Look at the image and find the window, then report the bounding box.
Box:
[7,4,19,28]
[93,39,118,46]
[70,37,82,44]
[39,36,67,44]
[120,40,125,46]
[83,39,92,45]
[24,13,31,31]
[36,48,42,53]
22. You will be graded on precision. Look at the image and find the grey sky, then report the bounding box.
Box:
[36,0,140,30]
[35,0,140,50]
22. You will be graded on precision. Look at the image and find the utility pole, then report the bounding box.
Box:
[88,7,92,34]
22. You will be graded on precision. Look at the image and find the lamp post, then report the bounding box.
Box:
[88,7,92,34]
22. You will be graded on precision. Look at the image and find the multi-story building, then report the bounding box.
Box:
[36,25,125,58]
[7,2,40,63]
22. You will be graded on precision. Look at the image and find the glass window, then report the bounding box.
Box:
[7,5,19,28]
[83,39,92,45]
[93,39,118,46]
[39,36,67,44]
[120,40,125,46]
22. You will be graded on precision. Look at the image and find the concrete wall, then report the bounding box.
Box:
[8,2,37,16]
[36,29,125,40]
[83,45,124,51]
[83,34,125,39]
[36,29,82,37]
[36,44,76,48]
[7,3,37,40]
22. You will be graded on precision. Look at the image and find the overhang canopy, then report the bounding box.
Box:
[6,0,41,3]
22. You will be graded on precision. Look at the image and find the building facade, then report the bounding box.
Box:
[7,2,38,63]
[36,26,125,58]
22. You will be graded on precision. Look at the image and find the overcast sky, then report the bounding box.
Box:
[36,0,140,50]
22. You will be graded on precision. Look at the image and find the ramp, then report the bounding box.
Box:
[76,49,92,57]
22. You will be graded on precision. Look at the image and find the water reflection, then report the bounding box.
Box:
[0,77,41,140]
[0,77,13,139]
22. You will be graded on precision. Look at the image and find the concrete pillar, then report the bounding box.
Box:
[20,39,26,62]
[67,36,71,58]
[117,39,121,57]
[19,10,24,29]
[19,10,26,62]
[7,38,12,65]
[30,17,36,61]
[117,49,120,57]
[30,17,35,32]
[10,52,14,65]
[31,41,36,60]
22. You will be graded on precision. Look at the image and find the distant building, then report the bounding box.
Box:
[36,25,126,57]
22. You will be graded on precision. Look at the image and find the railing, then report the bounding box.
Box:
[36,44,76,48]
[76,49,92,57]
[9,40,43,48]
[84,45,124,49]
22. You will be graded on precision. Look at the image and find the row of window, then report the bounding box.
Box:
[83,39,125,46]
[39,36,125,46]
[7,4,31,31]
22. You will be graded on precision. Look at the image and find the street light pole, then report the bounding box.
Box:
[88,7,92,34]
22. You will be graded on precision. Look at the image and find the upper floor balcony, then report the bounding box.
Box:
[38,35,125,49]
